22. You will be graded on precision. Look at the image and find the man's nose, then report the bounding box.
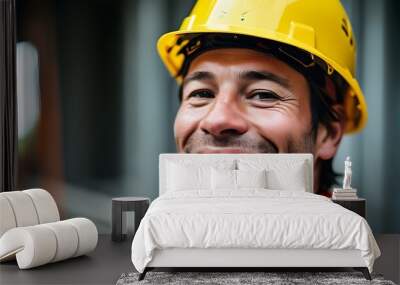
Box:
[199,95,249,137]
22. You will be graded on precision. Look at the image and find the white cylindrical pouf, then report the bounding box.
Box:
[0,195,17,237]
[1,192,39,227]
[67,218,98,257]
[43,220,79,262]
[0,219,98,269]
[0,226,57,269]
[23,189,60,223]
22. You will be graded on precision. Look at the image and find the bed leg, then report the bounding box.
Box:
[138,268,148,281]
[354,267,371,280]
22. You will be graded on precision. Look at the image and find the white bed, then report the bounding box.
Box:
[131,154,380,280]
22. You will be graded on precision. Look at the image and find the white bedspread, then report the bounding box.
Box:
[131,190,380,273]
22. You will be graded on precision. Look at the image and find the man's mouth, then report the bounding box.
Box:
[196,147,247,154]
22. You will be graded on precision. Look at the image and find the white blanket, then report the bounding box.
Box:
[131,190,380,273]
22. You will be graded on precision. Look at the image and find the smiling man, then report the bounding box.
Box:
[157,0,368,195]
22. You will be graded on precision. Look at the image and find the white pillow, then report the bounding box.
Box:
[236,169,267,188]
[167,162,210,191]
[238,159,307,191]
[211,169,267,190]
[166,159,236,192]
[266,166,306,191]
[211,168,236,190]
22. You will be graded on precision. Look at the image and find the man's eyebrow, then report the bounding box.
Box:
[182,71,215,87]
[239,70,291,90]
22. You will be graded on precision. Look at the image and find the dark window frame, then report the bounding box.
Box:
[0,0,17,192]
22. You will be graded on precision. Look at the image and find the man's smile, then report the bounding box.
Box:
[196,147,246,154]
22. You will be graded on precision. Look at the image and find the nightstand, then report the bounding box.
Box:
[112,197,150,242]
[332,198,366,218]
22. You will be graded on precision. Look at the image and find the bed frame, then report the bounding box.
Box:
[141,248,371,280]
[139,154,372,281]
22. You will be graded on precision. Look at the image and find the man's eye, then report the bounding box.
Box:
[188,90,214,99]
[248,90,281,101]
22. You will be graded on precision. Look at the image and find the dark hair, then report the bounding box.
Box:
[308,80,344,193]
[176,34,346,193]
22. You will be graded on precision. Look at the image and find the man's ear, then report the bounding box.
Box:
[314,105,345,160]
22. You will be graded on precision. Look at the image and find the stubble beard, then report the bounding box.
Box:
[180,130,315,154]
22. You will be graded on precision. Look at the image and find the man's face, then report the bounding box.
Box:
[174,48,315,154]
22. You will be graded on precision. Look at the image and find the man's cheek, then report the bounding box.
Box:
[174,107,202,151]
[250,113,305,151]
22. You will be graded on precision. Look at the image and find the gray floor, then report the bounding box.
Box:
[0,234,399,285]
[374,234,400,284]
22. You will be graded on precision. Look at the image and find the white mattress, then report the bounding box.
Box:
[131,190,380,273]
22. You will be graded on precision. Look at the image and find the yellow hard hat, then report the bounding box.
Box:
[157,0,367,134]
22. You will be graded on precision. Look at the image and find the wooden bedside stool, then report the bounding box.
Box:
[332,198,366,218]
[112,197,150,242]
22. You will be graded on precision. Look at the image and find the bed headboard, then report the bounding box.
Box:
[159,153,314,195]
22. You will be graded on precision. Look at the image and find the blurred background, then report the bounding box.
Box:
[15,0,399,234]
